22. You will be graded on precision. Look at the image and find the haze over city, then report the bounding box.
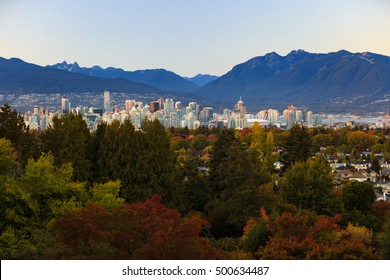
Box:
[1,0,390,76]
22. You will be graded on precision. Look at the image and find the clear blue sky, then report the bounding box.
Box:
[1,0,389,76]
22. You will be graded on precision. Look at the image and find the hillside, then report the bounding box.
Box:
[0,57,161,95]
[195,50,390,113]
[47,61,200,93]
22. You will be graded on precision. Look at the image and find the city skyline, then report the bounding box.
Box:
[1,0,390,76]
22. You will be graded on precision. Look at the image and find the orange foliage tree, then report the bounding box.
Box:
[259,212,379,260]
[50,195,220,259]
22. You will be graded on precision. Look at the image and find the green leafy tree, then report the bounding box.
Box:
[340,181,379,231]
[0,153,88,259]
[310,133,334,152]
[342,181,376,214]
[378,217,390,259]
[280,156,343,215]
[90,180,124,211]
[0,138,17,176]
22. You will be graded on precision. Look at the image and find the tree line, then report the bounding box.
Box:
[1,103,390,259]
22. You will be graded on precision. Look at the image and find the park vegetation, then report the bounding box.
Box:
[1,103,390,259]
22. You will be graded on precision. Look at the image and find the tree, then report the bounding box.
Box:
[42,113,91,182]
[207,141,265,237]
[280,156,343,215]
[96,120,123,183]
[340,180,379,231]
[311,134,334,152]
[0,138,17,176]
[0,103,39,166]
[176,156,211,213]
[346,131,377,152]
[50,195,220,259]
[341,181,376,214]
[208,129,238,192]
[20,153,88,223]
[378,217,390,259]
[371,157,381,174]
[240,209,271,254]
[250,123,277,174]
[0,153,88,259]
[279,124,311,172]
[88,122,107,183]
[259,212,379,260]
[90,180,124,211]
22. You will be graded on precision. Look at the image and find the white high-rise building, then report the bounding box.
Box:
[296,110,303,124]
[307,111,313,126]
[103,91,111,113]
[268,109,279,124]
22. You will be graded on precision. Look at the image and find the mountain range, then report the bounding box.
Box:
[195,50,390,113]
[1,50,390,113]
[0,57,161,95]
[47,61,206,93]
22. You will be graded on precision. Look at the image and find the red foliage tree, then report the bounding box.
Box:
[50,195,220,259]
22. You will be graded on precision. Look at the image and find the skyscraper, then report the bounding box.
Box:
[149,101,160,113]
[284,105,297,129]
[61,98,70,114]
[103,91,111,113]
[235,97,246,116]
[125,100,134,113]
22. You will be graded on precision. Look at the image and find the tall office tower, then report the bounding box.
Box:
[328,115,334,127]
[296,110,303,124]
[175,101,182,109]
[199,107,214,123]
[284,105,297,129]
[149,101,160,113]
[125,100,134,113]
[164,98,174,112]
[33,105,39,115]
[257,110,267,119]
[313,114,322,127]
[169,112,179,128]
[307,111,313,126]
[188,102,198,114]
[134,101,143,109]
[235,97,247,116]
[61,98,70,114]
[186,112,196,129]
[78,105,86,116]
[223,108,230,118]
[159,98,163,110]
[103,91,111,113]
[268,109,279,124]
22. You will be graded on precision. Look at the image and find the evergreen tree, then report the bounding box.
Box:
[208,129,237,192]
[371,157,381,174]
[279,124,311,172]
[0,103,39,167]
[207,141,265,237]
[42,113,91,182]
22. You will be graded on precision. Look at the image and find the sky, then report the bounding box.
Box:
[1,0,390,77]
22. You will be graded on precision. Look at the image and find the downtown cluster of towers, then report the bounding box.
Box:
[24,91,326,131]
